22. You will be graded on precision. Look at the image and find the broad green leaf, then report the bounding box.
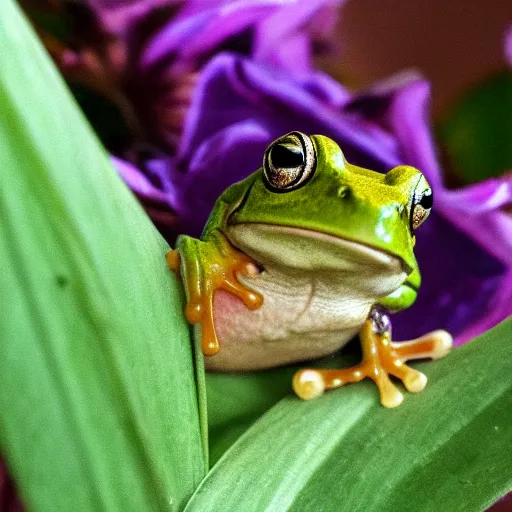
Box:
[188,319,512,512]
[206,344,362,465]
[0,2,206,511]
[438,71,512,184]
[206,367,295,465]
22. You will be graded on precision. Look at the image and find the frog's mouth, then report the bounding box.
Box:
[226,222,412,284]
[227,222,411,271]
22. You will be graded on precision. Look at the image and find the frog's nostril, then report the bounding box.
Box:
[337,185,350,199]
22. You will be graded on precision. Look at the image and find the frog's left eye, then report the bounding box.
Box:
[411,176,433,231]
[263,132,316,192]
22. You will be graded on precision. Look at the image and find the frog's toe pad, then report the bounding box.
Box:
[403,370,427,393]
[166,249,180,272]
[430,330,453,359]
[392,329,453,361]
[381,386,404,408]
[293,369,326,400]
[219,268,263,310]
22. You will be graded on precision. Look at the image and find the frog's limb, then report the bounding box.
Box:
[378,266,421,311]
[167,233,263,356]
[293,309,452,407]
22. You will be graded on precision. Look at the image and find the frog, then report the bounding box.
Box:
[166,132,452,407]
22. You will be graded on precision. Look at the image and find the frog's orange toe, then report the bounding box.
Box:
[379,384,403,408]
[219,275,263,310]
[430,330,453,359]
[244,290,264,309]
[292,317,452,407]
[166,249,181,272]
[391,329,452,361]
[402,370,427,393]
[185,302,203,323]
[203,339,220,356]
[293,369,326,400]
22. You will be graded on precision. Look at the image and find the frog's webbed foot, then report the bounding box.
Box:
[166,235,263,356]
[293,308,452,407]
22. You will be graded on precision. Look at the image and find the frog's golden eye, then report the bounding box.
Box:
[411,176,433,231]
[263,132,316,192]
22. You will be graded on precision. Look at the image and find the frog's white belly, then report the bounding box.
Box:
[204,267,392,371]
[203,223,409,371]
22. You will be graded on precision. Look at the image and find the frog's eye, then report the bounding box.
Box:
[411,176,433,231]
[263,132,316,192]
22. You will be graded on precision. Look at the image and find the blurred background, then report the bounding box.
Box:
[19,0,512,183]
[20,0,512,192]
[326,0,511,115]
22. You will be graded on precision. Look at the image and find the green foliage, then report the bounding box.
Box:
[206,343,362,466]
[190,319,512,512]
[206,366,296,465]
[438,71,512,183]
[0,2,206,511]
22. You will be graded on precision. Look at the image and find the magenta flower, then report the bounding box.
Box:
[505,26,512,65]
[38,0,512,343]
[118,52,512,344]
[40,0,341,234]
[43,0,340,154]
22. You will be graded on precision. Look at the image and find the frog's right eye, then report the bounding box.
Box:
[410,175,433,231]
[263,132,316,192]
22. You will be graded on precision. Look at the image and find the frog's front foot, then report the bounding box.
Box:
[293,308,452,407]
[166,236,263,356]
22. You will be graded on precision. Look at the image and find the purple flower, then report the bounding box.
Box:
[506,26,512,66]
[37,0,512,343]
[39,0,340,234]
[42,0,340,154]
[120,51,512,343]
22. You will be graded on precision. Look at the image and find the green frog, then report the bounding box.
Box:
[167,132,452,407]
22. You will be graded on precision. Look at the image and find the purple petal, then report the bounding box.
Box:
[179,54,399,171]
[85,0,170,35]
[383,80,444,190]
[439,181,512,267]
[142,0,342,76]
[299,71,351,108]
[142,1,284,70]
[441,179,512,214]
[174,53,512,341]
[454,270,512,345]
[259,32,312,75]
[505,26,512,66]
[141,10,214,69]
[112,156,170,204]
[253,0,342,74]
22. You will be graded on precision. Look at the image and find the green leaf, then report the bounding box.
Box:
[188,319,512,512]
[0,2,206,511]
[438,71,512,184]
[206,367,295,465]
[206,344,362,465]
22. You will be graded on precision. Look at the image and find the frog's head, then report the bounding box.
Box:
[226,132,433,306]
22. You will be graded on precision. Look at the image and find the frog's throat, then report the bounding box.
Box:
[225,223,412,276]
